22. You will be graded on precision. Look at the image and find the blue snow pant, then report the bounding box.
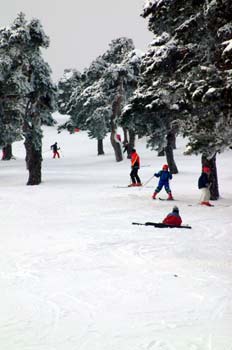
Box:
[155,181,171,193]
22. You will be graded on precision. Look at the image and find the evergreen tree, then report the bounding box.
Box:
[57,68,81,116]
[122,0,197,173]
[178,0,232,199]
[0,13,56,184]
[122,0,232,191]
[0,13,29,153]
[178,0,232,154]
[57,38,141,160]
[57,58,110,155]
[23,16,57,185]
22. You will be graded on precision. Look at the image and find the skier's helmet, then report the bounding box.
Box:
[162,164,169,170]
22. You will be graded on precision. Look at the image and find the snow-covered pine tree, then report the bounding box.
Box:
[178,0,232,199]
[57,58,110,155]
[122,0,232,190]
[57,68,81,116]
[0,13,29,158]
[0,13,56,185]
[122,0,200,173]
[23,16,56,185]
[104,42,142,161]
[57,38,141,160]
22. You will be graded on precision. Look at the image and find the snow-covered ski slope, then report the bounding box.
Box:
[1,114,232,350]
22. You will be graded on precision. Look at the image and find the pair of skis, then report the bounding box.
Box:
[132,222,192,229]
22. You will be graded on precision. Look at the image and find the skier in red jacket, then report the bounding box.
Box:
[128,149,142,187]
[162,206,182,226]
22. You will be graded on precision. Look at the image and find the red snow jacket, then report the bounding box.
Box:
[131,152,140,168]
[162,213,182,226]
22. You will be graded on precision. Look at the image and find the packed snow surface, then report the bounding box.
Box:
[1,115,232,350]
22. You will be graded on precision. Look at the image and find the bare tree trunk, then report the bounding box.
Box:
[172,136,177,149]
[125,129,136,159]
[122,129,134,159]
[169,130,177,149]
[122,127,128,144]
[128,129,135,149]
[97,139,104,155]
[165,132,178,174]
[110,132,123,162]
[110,79,123,162]
[23,100,42,185]
[158,149,165,157]
[202,153,219,200]
[24,138,42,185]
[2,144,13,160]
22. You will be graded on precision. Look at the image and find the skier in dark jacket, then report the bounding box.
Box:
[128,149,142,187]
[152,164,173,200]
[50,142,60,158]
[198,166,213,206]
[162,206,182,226]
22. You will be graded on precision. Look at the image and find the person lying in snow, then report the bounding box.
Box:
[162,206,182,226]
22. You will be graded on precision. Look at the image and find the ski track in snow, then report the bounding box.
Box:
[1,117,232,350]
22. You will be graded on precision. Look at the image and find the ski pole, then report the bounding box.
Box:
[142,175,154,187]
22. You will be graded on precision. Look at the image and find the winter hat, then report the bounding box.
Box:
[131,148,136,153]
[162,164,169,170]
[172,206,179,214]
[203,166,211,173]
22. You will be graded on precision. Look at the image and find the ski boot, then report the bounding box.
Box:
[200,201,214,207]
[128,183,136,187]
[167,192,174,200]
[152,192,158,199]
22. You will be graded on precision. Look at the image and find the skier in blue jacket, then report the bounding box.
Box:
[152,164,173,200]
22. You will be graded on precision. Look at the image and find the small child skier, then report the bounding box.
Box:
[198,166,213,206]
[152,164,173,200]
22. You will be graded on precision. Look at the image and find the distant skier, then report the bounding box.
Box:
[198,166,213,206]
[152,164,173,200]
[116,134,121,142]
[128,148,142,187]
[50,142,60,159]
[162,206,182,226]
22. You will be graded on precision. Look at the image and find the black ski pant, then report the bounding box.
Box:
[130,166,141,184]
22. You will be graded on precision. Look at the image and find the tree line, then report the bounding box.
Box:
[0,1,231,200]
